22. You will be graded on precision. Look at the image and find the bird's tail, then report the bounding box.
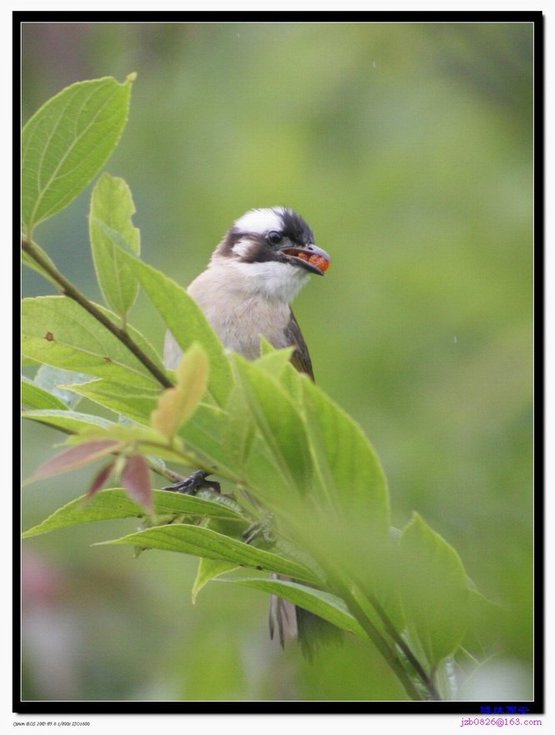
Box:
[269,575,343,660]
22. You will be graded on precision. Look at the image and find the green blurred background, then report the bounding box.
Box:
[21,21,534,701]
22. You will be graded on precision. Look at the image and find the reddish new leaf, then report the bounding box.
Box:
[121,454,153,514]
[85,461,116,501]
[33,440,121,481]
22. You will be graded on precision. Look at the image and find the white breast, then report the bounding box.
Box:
[164,257,309,368]
[188,262,298,360]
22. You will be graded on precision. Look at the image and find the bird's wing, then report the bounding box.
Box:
[284,310,315,380]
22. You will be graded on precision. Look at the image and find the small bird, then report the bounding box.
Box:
[164,206,330,376]
[164,206,333,655]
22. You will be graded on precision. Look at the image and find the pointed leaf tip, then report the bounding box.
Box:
[121,454,153,514]
[32,439,121,481]
[89,173,141,319]
[85,461,116,501]
[23,76,133,233]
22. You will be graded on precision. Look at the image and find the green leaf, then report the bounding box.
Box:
[22,377,68,411]
[242,434,296,509]
[22,296,161,388]
[35,364,93,408]
[170,400,247,481]
[399,513,470,667]
[22,488,245,539]
[234,355,313,497]
[220,368,311,503]
[64,380,160,425]
[164,499,248,598]
[89,173,140,320]
[301,377,390,529]
[255,340,295,379]
[220,577,367,638]
[105,248,233,406]
[98,524,319,583]
[23,408,114,434]
[192,557,238,603]
[288,378,392,592]
[22,74,135,236]
[94,302,163,367]
[220,382,256,473]
[461,588,501,658]
[64,422,164,447]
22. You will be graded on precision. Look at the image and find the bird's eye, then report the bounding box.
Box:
[267,231,283,246]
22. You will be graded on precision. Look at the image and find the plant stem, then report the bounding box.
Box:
[352,584,441,700]
[325,572,424,701]
[22,238,173,389]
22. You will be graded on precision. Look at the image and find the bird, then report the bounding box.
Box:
[163,206,335,657]
[163,206,330,375]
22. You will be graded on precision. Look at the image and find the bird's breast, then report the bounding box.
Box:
[187,269,293,360]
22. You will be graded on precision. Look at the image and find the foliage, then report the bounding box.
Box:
[19,74,501,702]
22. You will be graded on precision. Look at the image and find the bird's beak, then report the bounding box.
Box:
[278,242,331,276]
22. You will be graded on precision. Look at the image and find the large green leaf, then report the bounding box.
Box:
[300,376,390,529]
[178,402,240,477]
[22,296,161,388]
[22,488,245,539]
[241,433,297,508]
[65,380,160,425]
[234,356,313,497]
[220,382,256,474]
[255,341,295,379]
[89,173,140,321]
[227,356,394,613]
[91,303,163,368]
[104,248,233,407]
[398,513,470,667]
[192,557,238,603]
[220,362,307,503]
[98,524,319,583]
[22,75,135,236]
[191,518,242,602]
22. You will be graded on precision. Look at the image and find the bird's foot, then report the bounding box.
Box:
[163,470,221,495]
[242,512,276,545]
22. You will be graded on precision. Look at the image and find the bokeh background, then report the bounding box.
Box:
[21,21,534,701]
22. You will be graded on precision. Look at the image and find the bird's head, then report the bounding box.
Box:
[211,207,331,302]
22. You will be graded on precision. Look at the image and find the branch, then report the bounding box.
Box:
[354,585,441,700]
[374,602,440,700]
[22,238,173,389]
[323,571,424,701]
